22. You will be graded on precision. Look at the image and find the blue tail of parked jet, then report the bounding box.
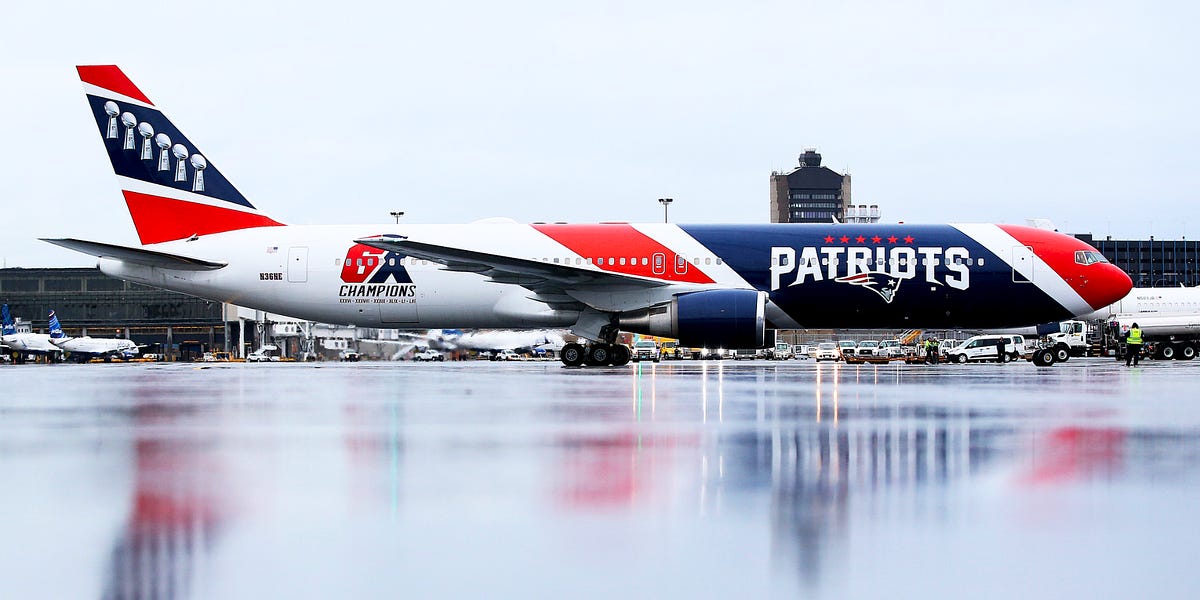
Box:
[48,310,65,339]
[2,304,15,335]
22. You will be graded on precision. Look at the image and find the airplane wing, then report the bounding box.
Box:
[41,238,227,271]
[354,235,696,312]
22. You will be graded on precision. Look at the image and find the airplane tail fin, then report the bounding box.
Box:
[2,304,15,335]
[47,310,65,339]
[78,65,284,245]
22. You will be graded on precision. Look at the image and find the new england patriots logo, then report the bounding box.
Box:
[835,272,903,303]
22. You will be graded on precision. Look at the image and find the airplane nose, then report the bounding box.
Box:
[1068,263,1132,311]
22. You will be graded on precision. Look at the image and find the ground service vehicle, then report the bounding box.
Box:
[837,340,858,360]
[815,342,840,361]
[632,340,660,362]
[944,335,1024,363]
[659,341,682,360]
[51,66,1132,368]
[1108,315,1200,361]
[413,349,444,361]
[876,339,904,358]
[246,345,281,362]
[855,340,881,357]
[769,342,794,360]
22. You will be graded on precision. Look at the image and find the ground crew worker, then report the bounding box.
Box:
[996,337,1007,363]
[924,338,934,364]
[1126,323,1143,366]
[930,338,940,364]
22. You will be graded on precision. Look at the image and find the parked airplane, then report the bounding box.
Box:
[44,65,1132,366]
[1,305,64,362]
[418,329,567,354]
[994,285,1200,337]
[47,311,141,361]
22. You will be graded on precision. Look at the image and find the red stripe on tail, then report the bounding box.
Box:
[123,191,284,245]
[77,65,154,105]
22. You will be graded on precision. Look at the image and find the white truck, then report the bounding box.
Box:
[631,340,660,362]
[1107,315,1200,361]
[246,344,281,362]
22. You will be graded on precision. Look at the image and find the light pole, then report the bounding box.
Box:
[390,211,405,224]
[658,198,673,223]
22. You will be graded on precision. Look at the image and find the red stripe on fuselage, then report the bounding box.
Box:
[123,190,284,245]
[77,65,154,105]
[998,224,1132,310]
[531,224,714,284]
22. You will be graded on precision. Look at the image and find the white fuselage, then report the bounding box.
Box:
[52,336,138,356]
[1076,286,1200,321]
[96,223,686,329]
[1,333,61,354]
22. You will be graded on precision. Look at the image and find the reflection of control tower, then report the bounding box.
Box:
[707,408,986,589]
[768,421,976,584]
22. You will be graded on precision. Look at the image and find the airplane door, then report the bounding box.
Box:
[674,253,688,276]
[652,252,666,275]
[1011,246,1034,283]
[288,247,309,283]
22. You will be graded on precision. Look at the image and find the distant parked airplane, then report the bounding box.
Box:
[47,310,141,361]
[1,304,64,362]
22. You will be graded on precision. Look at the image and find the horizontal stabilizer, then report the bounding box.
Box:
[40,238,227,271]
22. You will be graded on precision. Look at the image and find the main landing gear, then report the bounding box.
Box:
[560,324,632,367]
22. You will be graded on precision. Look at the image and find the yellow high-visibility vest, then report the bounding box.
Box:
[1128,328,1143,344]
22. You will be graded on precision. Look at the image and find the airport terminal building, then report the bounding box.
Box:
[1,267,231,360]
[1075,234,1200,288]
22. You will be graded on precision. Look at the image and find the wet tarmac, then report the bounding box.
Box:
[2,358,1200,599]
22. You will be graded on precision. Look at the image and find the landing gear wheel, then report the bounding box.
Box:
[1054,345,1071,363]
[1180,345,1196,361]
[956,353,968,364]
[561,343,585,367]
[609,344,631,366]
[585,344,612,366]
[1032,348,1056,367]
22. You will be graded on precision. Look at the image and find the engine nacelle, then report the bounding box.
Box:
[618,289,766,348]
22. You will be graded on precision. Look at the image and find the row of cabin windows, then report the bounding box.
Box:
[775,256,986,267]
[334,256,724,268]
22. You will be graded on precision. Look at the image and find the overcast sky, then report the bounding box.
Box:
[2,0,1198,267]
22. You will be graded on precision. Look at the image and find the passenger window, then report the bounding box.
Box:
[356,258,363,267]
[716,258,723,265]
[705,258,712,265]
[620,258,626,266]
[642,257,648,266]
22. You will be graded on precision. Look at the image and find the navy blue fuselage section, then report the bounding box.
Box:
[680,224,1075,329]
[86,94,252,209]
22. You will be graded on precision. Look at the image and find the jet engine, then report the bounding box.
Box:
[619,289,766,348]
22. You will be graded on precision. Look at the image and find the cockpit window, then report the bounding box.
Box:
[1075,250,1109,265]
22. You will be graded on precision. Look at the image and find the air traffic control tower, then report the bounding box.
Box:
[770,148,852,224]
